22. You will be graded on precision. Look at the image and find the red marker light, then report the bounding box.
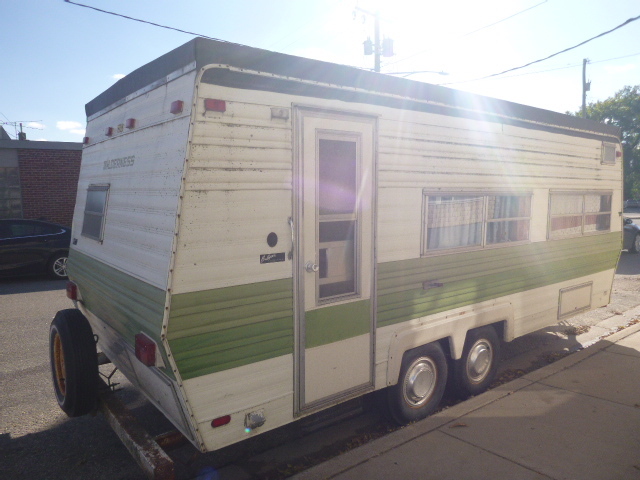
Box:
[204,99,226,113]
[105,127,114,137]
[125,118,136,129]
[135,333,157,367]
[170,100,184,115]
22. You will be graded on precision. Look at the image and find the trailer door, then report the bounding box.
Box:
[294,107,376,412]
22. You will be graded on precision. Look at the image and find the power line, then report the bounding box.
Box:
[440,13,640,86]
[489,51,640,81]
[0,120,43,140]
[383,0,548,70]
[438,51,640,85]
[62,0,640,90]
[64,0,235,44]
[0,121,43,128]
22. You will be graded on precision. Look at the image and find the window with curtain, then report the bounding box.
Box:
[549,192,611,239]
[423,193,531,253]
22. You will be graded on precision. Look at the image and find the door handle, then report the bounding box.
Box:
[305,261,319,273]
[288,217,294,260]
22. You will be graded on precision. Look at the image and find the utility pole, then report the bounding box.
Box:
[582,58,591,118]
[373,12,380,73]
[357,7,393,73]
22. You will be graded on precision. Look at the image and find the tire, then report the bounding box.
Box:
[48,252,68,279]
[387,342,448,425]
[630,233,640,254]
[454,326,501,399]
[49,309,98,417]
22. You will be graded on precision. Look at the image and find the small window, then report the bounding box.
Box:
[423,193,531,254]
[602,143,616,165]
[549,192,611,239]
[82,184,109,241]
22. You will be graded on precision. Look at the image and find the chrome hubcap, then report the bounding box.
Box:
[466,339,493,383]
[403,357,437,407]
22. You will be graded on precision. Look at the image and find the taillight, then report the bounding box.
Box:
[211,415,231,428]
[135,333,157,367]
[66,281,78,300]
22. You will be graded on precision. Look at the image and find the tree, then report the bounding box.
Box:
[575,85,640,199]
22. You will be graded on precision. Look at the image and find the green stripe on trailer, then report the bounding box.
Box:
[304,300,371,349]
[377,233,620,327]
[167,278,294,380]
[66,250,169,365]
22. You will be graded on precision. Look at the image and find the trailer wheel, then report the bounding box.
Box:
[49,309,98,417]
[454,326,500,399]
[387,342,448,425]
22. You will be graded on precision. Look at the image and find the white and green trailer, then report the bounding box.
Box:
[50,38,623,459]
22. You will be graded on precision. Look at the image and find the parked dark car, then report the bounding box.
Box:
[623,217,640,253]
[624,199,640,209]
[0,219,71,279]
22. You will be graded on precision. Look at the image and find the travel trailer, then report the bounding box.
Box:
[50,38,622,461]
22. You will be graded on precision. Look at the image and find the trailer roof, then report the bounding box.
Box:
[86,38,620,140]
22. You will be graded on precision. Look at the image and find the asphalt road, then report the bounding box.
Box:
[1,239,639,480]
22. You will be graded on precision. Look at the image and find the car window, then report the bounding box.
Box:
[37,224,61,235]
[10,222,37,237]
[0,221,63,239]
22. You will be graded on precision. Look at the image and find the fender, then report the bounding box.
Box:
[386,302,514,386]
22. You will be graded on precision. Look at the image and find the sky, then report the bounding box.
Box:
[1,0,639,143]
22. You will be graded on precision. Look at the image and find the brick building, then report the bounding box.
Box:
[0,127,82,226]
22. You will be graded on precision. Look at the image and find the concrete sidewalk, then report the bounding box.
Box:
[294,316,640,480]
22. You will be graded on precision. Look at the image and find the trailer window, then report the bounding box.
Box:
[486,196,532,245]
[549,192,611,239]
[82,184,109,241]
[602,143,616,165]
[423,194,531,253]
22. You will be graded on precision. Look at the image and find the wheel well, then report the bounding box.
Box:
[446,321,506,361]
[490,321,506,341]
[438,337,452,360]
[47,249,69,263]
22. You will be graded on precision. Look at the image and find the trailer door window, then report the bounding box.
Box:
[82,184,109,241]
[549,192,612,239]
[317,138,358,300]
